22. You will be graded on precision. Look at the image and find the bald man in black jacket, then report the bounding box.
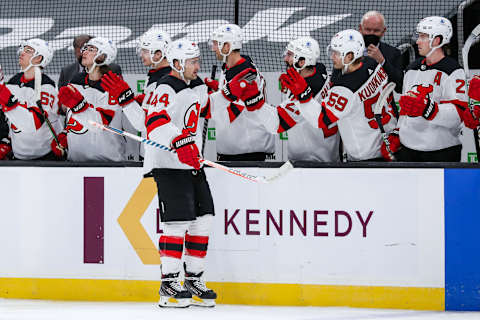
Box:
[359,11,403,92]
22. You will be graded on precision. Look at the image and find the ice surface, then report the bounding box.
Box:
[1,299,479,320]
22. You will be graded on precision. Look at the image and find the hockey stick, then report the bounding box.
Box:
[373,82,396,160]
[89,120,293,183]
[462,24,480,162]
[34,67,65,155]
[201,64,217,156]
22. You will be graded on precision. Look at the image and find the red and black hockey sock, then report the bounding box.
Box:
[185,233,209,258]
[159,235,184,259]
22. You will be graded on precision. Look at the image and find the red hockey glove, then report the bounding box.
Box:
[50,131,68,158]
[0,83,19,112]
[222,68,257,102]
[101,71,135,106]
[278,75,288,94]
[241,81,265,111]
[0,141,12,160]
[468,75,480,101]
[399,88,438,120]
[381,128,401,161]
[459,105,480,129]
[58,85,90,113]
[279,67,312,103]
[204,77,219,93]
[134,93,145,105]
[172,131,201,170]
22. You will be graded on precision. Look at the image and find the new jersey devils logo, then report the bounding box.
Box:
[411,84,434,96]
[183,102,200,135]
[10,123,21,134]
[65,117,88,135]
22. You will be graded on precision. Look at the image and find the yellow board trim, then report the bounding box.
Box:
[0,278,444,310]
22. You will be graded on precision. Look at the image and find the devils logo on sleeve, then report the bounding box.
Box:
[183,102,201,135]
[411,84,434,96]
[65,117,88,135]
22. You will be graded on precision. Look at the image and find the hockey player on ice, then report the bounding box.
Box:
[205,23,275,161]
[280,29,397,161]
[395,16,479,161]
[0,39,62,160]
[51,37,127,161]
[132,39,217,308]
[245,36,340,162]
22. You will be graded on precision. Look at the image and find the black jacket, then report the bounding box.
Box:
[58,61,123,88]
[378,41,403,92]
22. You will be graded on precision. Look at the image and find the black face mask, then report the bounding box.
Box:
[363,34,380,47]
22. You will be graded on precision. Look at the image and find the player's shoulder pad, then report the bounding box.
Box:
[70,72,88,86]
[405,58,423,72]
[224,55,257,81]
[40,74,56,87]
[6,72,55,89]
[7,73,23,85]
[329,84,354,99]
[71,72,105,93]
[189,77,205,89]
[406,57,461,75]
[333,58,377,92]
[431,56,462,75]
[156,74,188,93]
[147,66,172,87]
[305,63,328,96]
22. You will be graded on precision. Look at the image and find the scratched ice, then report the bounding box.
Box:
[1,299,479,320]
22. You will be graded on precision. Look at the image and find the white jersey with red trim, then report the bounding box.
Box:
[255,63,340,162]
[123,66,172,132]
[143,74,208,172]
[209,55,275,155]
[4,73,61,160]
[299,58,398,161]
[399,57,465,151]
[65,73,126,161]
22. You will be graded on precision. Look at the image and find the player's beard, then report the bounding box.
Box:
[285,61,292,70]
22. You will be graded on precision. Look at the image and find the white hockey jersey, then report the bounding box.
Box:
[65,73,126,161]
[255,63,340,162]
[299,58,398,161]
[209,55,275,156]
[123,66,172,132]
[399,57,466,151]
[4,73,62,160]
[143,74,209,172]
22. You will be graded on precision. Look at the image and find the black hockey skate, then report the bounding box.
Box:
[158,272,192,308]
[184,267,217,307]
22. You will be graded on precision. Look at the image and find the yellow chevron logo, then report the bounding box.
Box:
[117,178,160,265]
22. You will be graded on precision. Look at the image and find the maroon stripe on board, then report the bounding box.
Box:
[84,177,104,264]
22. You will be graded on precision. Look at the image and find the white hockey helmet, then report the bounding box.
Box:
[166,38,200,78]
[83,37,117,73]
[137,29,171,64]
[327,29,365,73]
[285,36,320,71]
[18,38,53,71]
[416,16,452,53]
[210,23,243,61]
